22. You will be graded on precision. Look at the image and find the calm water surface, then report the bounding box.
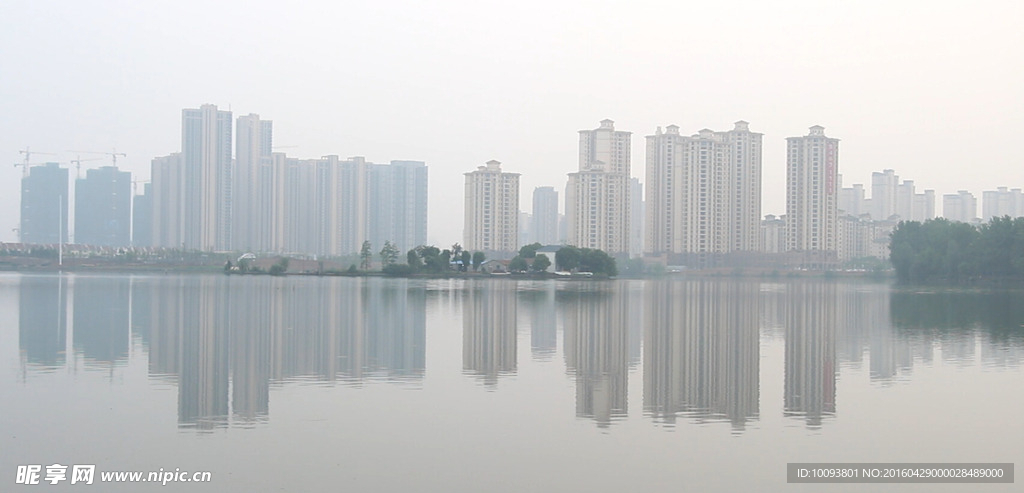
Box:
[1,273,1022,492]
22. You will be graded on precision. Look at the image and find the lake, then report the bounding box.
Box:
[1,273,1021,491]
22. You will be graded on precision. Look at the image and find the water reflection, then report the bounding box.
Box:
[12,274,1024,435]
[783,282,837,428]
[890,290,1024,368]
[562,283,631,428]
[18,275,68,370]
[462,281,517,387]
[643,280,759,432]
[132,275,427,429]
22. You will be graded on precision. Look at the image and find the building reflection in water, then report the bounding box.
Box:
[72,276,131,368]
[783,282,836,428]
[562,282,630,428]
[462,280,517,387]
[523,284,557,361]
[18,275,68,370]
[130,276,427,430]
[16,274,1024,433]
[643,280,759,432]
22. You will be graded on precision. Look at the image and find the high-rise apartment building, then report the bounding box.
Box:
[147,106,428,256]
[942,190,977,223]
[20,162,69,245]
[644,121,762,262]
[74,166,131,246]
[151,153,184,248]
[982,187,1023,220]
[531,186,559,246]
[838,181,866,217]
[842,171,933,221]
[182,104,233,251]
[786,126,839,254]
[233,113,273,252]
[367,160,428,254]
[133,183,153,247]
[567,119,631,255]
[464,160,520,254]
[629,177,643,258]
[871,169,898,220]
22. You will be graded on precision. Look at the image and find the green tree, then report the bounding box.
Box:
[472,251,485,271]
[418,246,444,272]
[407,249,423,272]
[360,240,373,270]
[440,249,452,269]
[509,256,528,272]
[380,241,399,267]
[532,253,551,272]
[519,242,542,259]
[555,246,580,271]
[269,257,289,275]
[460,250,471,272]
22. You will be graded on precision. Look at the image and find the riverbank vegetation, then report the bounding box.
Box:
[890,216,1024,284]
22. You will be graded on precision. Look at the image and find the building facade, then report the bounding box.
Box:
[151,153,184,248]
[531,186,559,246]
[367,160,428,254]
[74,166,131,246]
[182,104,233,251]
[942,190,977,223]
[233,113,274,252]
[20,162,69,244]
[982,187,1023,220]
[567,119,631,255]
[786,126,839,256]
[644,121,762,263]
[133,183,153,247]
[464,160,520,254]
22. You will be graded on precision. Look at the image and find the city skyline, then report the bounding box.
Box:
[3,2,1021,248]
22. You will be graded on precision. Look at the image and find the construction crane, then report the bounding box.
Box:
[16,147,57,177]
[131,179,150,195]
[69,155,104,179]
[69,149,127,167]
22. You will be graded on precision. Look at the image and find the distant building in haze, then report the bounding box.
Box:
[567,119,631,255]
[20,162,69,244]
[133,182,153,247]
[464,160,520,255]
[233,113,274,252]
[75,166,131,246]
[532,186,559,246]
[786,126,839,256]
[629,177,643,258]
[982,187,1023,220]
[151,153,184,248]
[367,160,428,254]
[942,190,977,223]
[644,121,762,264]
[182,104,233,251]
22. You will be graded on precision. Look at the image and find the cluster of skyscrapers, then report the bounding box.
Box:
[17,105,428,256]
[16,112,1024,265]
[463,119,1024,267]
[139,104,428,256]
[19,162,132,247]
[464,121,841,266]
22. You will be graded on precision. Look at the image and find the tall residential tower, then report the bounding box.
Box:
[786,126,839,256]
[464,160,520,254]
[567,119,631,255]
[182,104,233,251]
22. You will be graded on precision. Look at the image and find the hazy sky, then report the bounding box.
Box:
[2,0,1022,246]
